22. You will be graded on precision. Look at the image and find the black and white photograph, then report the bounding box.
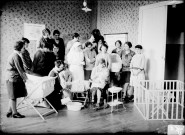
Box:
[0,0,184,134]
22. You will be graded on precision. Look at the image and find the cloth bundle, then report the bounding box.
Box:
[70,80,90,92]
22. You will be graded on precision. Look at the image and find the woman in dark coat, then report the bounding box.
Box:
[37,28,53,51]
[32,40,58,109]
[6,41,28,118]
[32,39,55,76]
[52,30,65,61]
[21,37,33,73]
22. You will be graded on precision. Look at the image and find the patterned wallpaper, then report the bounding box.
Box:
[98,0,161,47]
[0,0,162,86]
[0,0,92,86]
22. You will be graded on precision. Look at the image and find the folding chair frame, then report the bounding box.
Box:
[70,80,91,107]
[71,90,89,106]
[17,96,58,121]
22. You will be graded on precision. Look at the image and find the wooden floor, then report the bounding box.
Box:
[0,85,184,134]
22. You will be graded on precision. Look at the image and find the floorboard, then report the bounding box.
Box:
[0,85,184,134]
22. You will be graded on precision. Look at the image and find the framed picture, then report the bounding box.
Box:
[104,33,128,53]
[24,23,45,41]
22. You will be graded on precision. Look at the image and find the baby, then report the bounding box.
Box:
[59,63,73,100]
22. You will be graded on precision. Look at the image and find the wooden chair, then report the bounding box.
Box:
[70,80,90,106]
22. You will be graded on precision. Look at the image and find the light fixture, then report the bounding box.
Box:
[82,0,92,13]
[169,0,183,8]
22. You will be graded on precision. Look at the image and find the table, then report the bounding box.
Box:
[107,86,126,112]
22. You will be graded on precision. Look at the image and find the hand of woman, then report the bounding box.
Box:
[81,61,85,65]
[115,72,120,76]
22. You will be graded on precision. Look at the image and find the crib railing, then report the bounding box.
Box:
[134,80,184,120]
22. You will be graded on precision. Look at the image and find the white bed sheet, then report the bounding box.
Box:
[25,74,56,99]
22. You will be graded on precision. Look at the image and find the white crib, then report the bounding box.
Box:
[134,80,184,120]
[17,74,58,121]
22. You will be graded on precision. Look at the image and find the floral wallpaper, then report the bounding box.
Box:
[0,0,91,86]
[98,0,161,47]
[0,0,162,86]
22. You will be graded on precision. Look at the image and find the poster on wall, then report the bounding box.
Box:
[24,23,45,59]
[24,23,45,41]
[104,33,128,53]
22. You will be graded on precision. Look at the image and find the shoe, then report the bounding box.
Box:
[84,104,88,108]
[122,95,126,99]
[103,104,109,109]
[93,103,100,109]
[128,95,134,101]
[91,99,94,104]
[93,103,100,110]
[124,96,128,101]
[12,113,25,118]
[124,97,130,103]
[122,96,126,101]
[95,103,100,107]
[129,97,134,102]
[6,112,12,118]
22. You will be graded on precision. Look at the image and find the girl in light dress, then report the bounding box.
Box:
[84,42,97,80]
[95,43,111,70]
[129,45,145,100]
[59,63,73,100]
[90,58,109,108]
[110,40,123,87]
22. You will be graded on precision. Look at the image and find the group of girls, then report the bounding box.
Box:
[66,29,146,108]
[5,28,146,118]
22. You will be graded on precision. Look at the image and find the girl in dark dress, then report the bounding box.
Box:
[47,60,64,110]
[52,30,65,61]
[37,28,53,51]
[6,41,28,118]
[110,40,123,86]
[120,41,135,100]
[21,37,34,74]
[32,39,55,76]
[112,40,123,57]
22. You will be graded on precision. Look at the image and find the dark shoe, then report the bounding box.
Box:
[12,113,25,118]
[91,99,94,104]
[95,103,100,107]
[128,95,134,101]
[124,96,129,101]
[122,96,126,101]
[122,95,126,99]
[124,97,130,103]
[93,103,100,108]
[103,103,109,109]
[84,104,88,108]
[6,112,12,118]
[93,103,100,110]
